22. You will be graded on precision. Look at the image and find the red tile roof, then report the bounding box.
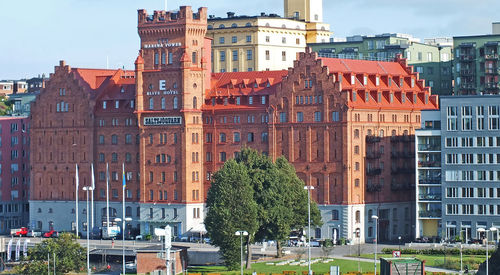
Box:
[208,70,288,98]
[320,58,409,76]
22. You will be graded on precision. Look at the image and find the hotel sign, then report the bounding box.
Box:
[144,116,182,126]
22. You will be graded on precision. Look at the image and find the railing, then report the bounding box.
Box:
[418,144,441,151]
[460,70,474,76]
[418,178,441,185]
[419,210,442,218]
[419,194,442,201]
[366,167,382,176]
[366,151,383,159]
[317,52,395,62]
[365,135,382,143]
[366,183,382,192]
[418,160,441,168]
[484,54,499,60]
[459,55,475,61]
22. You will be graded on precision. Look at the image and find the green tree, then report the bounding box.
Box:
[205,159,259,270]
[15,233,86,274]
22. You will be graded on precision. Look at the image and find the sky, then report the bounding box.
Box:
[0,0,498,80]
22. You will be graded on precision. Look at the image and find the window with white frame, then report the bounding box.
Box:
[461,106,472,131]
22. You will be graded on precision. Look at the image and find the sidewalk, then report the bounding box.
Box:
[335,255,459,274]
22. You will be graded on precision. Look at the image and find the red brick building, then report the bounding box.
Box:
[29,6,438,242]
[0,116,30,234]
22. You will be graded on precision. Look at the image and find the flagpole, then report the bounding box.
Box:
[106,163,110,230]
[122,162,126,275]
[91,163,95,230]
[75,164,79,238]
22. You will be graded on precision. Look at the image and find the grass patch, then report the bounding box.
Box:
[187,259,378,275]
[358,253,485,270]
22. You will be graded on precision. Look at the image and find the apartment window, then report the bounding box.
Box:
[427,52,432,61]
[331,210,339,220]
[246,35,251,42]
[261,96,266,105]
[265,36,270,42]
[247,132,254,142]
[219,133,226,143]
[232,36,237,43]
[314,111,322,122]
[446,187,458,198]
[219,37,225,44]
[232,50,238,61]
[111,135,118,145]
[265,50,270,60]
[417,52,422,61]
[220,51,226,61]
[282,51,286,61]
[168,52,173,64]
[219,152,226,162]
[488,106,499,130]
[296,112,304,122]
[447,106,457,131]
[154,53,159,65]
[233,132,240,142]
[161,52,166,64]
[477,106,485,130]
[261,132,268,142]
[248,96,253,105]
[461,106,472,131]
[247,50,253,60]
[282,37,286,44]
[279,112,287,123]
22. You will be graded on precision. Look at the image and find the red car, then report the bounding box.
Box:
[43,230,59,238]
[10,227,28,237]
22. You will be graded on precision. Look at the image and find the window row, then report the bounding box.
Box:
[206,132,268,144]
[447,106,499,131]
[208,95,267,107]
[98,152,137,163]
[446,187,500,199]
[446,153,500,165]
[445,170,500,181]
[445,136,500,148]
[446,204,500,215]
[98,134,137,145]
[148,171,178,183]
[205,114,268,124]
[102,100,134,110]
[295,95,322,105]
[98,118,137,127]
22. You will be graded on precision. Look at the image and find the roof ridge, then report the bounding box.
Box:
[339,59,350,71]
[376,62,388,75]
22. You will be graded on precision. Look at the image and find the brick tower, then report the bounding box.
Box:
[135,6,209,236]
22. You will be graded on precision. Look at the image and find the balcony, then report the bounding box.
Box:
[485,68,499,75]
[418,144,441,151]
[366,151,382,159]
[418,160,440,168]
[418,194,442,201]
[458,55,475,61]
[459,83,476,90]
[459,70,475,76]
[418,210,442,218]
[366,135,381,143]
[485,82,499,90]
[366,183,382,192]
[366,167,382,176]
[418,177,441,185]
[485,54,499,60]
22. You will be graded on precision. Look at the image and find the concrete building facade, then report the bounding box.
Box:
[309,34,454,96]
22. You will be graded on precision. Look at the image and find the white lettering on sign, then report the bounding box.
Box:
[159,80,166,90]
[144,116,182,126]
[143,42,182,49]
[146,90,179,96]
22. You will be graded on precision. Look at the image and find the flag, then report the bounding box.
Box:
[15,239,20,261]
[91,163,95,189]
[23,239,29,258]
[7,239,12,261]
[122,163,126,188]
[75,164,79,192]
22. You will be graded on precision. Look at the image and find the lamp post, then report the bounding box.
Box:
[235,231,248,275]
[354,229,360,272]
[372,215,379,275]
[82,186,94,275]
[304,185,314,275]
[398,236,402,252]
[115,217,132,275]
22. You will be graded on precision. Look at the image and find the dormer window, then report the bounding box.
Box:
[388,77,392,86]
[266,82,270,88]
[254,83,258,88]
[224,98,228,106]
[402,93,406,103]
[413,94,417,103]
[411,78,415,88]
[103,101,107,109]
[363,76,368,85]
[375,76,380,86]
[377,92,381,102]
[351,75,355,85]
[390,93,394,103]
[120,87,125,93]
[365,92,369,102]
[400,78,404,88]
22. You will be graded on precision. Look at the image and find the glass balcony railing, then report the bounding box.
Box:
[419,210,442,218]
[418,194,442,201]
[418,177,441,185]
[418,144,441,151]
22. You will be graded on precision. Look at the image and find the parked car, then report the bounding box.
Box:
[43,230,59,238]
[27,230,42,237]
[10,227,28,237]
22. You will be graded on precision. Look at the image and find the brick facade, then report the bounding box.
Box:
[29,6,438,242]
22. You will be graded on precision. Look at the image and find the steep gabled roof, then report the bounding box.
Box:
[208,70,288,98]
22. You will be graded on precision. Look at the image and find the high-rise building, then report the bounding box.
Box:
[207,0,331,73]
[453,34,500,95]
[416,96,500,242]
[30,6,438,242]
[309,33,454,96]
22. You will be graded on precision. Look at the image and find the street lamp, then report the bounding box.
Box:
[372,215,379,275]
[115,217,132,275]
[477,227,496,275]
[398,236,402,252]
[82,186,94,275]
[304,185,314,275]
[235,231,248,275]
[354,229,360,272]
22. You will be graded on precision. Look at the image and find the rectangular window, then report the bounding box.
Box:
[477,106,485,130]
[247,50,253,60]
[219,37,225,44]
[265,50,270,60]
[246,35,251,43]
[447,106,458,131]
[233,132,240,142]
[220,51,226,61]
[279,112,287,123]
[462,106,472,131]
[296,112,304,122]
[282,51,286,61]
[231,36,237,43]
[488,106,499,130]
[314,111,322,122]
[232,50,238,61]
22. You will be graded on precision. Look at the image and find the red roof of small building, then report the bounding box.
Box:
[208,70,288,98]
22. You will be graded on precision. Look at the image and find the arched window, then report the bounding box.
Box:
[149,97,154,110]
[193,97,197,109]
[37,208,42,213]
[173,97,178,109]
[391,130,397,136]
[354,129,360,138]
[219,24,225,28]
[355,210,361,223]
[161,97,166,110]
[48,208,53,213]
[231,23,237,28]
[380,129,384,137]
[245,22,251,27]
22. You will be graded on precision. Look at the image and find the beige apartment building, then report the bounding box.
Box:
[207,0,331,73]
